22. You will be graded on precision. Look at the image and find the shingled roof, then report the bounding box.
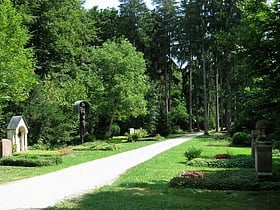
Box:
[7,116,29,130]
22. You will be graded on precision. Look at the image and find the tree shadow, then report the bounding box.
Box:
[46,177,280,210]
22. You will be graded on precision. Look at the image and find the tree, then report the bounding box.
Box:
[9,0,96,146]
[90,39,149,137]
[228,0,280,132]
[0,0,36,111]
[86,7,120,46]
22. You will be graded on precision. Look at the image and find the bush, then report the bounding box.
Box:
[184,147,203,161]
[169,170,280,190]
[0,151,62,167]
[128,128,148,142]
[109,123,121,137]
[187,156,254,168]
[232,132,250,146]
[72,141,121,151]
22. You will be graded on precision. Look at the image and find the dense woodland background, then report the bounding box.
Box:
[0,0,279,148]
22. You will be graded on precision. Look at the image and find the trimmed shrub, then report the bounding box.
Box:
[184,147,203,161]
[187,156,254,168]
[169,170,280,191]
[0,155,62,167]
[72,141,121,151]
[232,132,250,146]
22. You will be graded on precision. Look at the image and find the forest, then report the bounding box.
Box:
[0,0,279,148]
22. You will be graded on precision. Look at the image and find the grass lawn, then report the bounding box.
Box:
[47,134,280,210]
[0,136,170,184]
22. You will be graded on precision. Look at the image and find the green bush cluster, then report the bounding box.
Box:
[232,132,251,146]
[0,151,62,167]
[184,147,203,161]
[72,141,121,151]
[169,170,280,190]
[128,129,148,142]
[187,156,254,168]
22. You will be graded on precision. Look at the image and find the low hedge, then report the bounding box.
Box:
[187,156,254,168]
[72,141,121,151]
[0,150,63,167]
[169,170,280,190]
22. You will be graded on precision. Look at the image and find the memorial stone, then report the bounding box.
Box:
[254,120,273,178]
[0,139,12,157]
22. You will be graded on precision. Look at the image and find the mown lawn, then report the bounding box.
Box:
[47,134,280,210]
[0,136,168,184]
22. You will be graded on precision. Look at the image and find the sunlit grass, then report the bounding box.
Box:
[0,134,183,184]
[48,134,280,210]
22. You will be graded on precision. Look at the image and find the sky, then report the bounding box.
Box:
[83,0,154,10]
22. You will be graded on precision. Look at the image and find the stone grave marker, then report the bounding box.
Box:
[0,139,12,157]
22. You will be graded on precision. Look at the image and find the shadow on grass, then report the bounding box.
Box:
[170,168,280,191]
[46,178,280,210]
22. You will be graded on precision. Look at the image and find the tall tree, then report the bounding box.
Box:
[90,39,149,137]
[229,0,280,132]
[119,0,150,50]
[86,7,120,45]
[11,0,95,146]
[0,0,36,113]
[176,0,202,131]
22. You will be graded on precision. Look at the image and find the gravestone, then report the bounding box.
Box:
[254,120,273,178]
[7,116,29,152]
[0,139,12,157]
[251,130,258,158]
[129,128,135,135]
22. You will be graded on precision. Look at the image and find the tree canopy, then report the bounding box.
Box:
[1,0,280,147]
[0,0,36,110]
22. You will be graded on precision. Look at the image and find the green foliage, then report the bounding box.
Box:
[72,141,121,151]
[232,132,251,146]
[168,102,189,130]
[14,150,61,157]
[0,150,62,167]
[0,0,36,109]
[128,128,148,142]
[184,147,202,161]
[90,38,149,136]
[169,170,280,190]
[187,156,254,168]
[108,123,121,137]
[23,84,76,148]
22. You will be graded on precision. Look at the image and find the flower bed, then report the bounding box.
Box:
[215,154,230,159]
[180,171,204,179]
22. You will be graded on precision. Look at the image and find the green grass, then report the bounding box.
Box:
[47,134,280,210]
[0,138,166,184]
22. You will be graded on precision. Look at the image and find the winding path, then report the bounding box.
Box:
[0,132,203,210]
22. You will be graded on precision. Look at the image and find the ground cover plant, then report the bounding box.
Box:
[0,150,62,167]
[47,133,280,210]
[170,133,280,191]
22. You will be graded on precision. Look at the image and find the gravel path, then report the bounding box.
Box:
[0,133,202,210]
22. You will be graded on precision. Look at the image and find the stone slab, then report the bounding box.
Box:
[0,139,12,157]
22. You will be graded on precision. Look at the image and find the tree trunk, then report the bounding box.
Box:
[225,71,232,132]
[189,56,193,132]
[202,41,209,135]
[215,65,220,132]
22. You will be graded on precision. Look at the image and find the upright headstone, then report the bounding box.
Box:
[129,128,135,135]
[254,120,273,178]
[0,139,12,157]
[251,130,258,158]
